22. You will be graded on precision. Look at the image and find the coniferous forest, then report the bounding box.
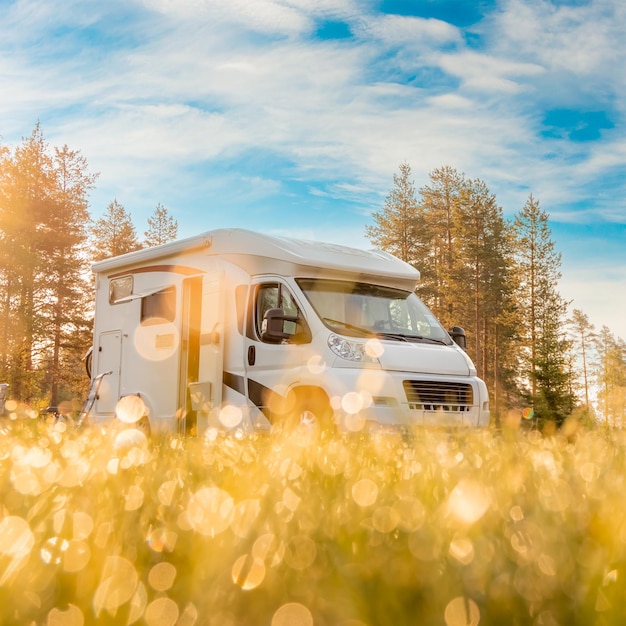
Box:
[1,125,624,428]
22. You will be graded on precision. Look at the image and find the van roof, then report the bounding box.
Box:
[92,228,420,287]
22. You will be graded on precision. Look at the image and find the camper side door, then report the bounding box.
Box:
[186,270,225,434]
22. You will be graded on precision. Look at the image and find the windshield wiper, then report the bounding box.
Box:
[322,318,372,337]
[375,332,410,342]
[376,332,448,345]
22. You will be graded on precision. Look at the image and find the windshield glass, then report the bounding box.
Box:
[296,278,452,344]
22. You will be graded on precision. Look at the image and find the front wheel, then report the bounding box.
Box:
[285,389,335,437]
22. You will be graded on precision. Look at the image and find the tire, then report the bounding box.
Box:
[287,389,335,436]
[84,346,93,378]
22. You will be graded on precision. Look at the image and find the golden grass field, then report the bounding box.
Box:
[1,410,625,626]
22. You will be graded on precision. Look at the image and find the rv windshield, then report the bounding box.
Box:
[296,278,452,344]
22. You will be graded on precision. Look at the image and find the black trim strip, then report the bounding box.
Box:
[223,371,245,395]
[222,371,283,423]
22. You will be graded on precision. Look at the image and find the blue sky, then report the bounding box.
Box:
[1,0,625,338]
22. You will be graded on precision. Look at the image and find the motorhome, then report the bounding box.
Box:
[84,228,490,435]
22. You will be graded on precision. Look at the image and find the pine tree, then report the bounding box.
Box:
[0,123,55,401]
[91,199,141,261]
[365,162,422,265]
[144,203,178,247]
[0,124,97,406]
[532,301,576,424]
[512,194,574,426]
[417,166,466,321]
[39,145,98,408]
[568,309,595,415]
[453,177,519,419]
[594,326,626,427]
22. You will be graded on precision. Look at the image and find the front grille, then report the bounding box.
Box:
[403,380,473,412]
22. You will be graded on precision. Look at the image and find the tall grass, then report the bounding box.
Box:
[1,412,625,626]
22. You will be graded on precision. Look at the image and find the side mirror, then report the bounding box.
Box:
[449,326,466,350]
[261,308,299,342]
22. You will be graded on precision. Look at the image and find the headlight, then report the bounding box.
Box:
[327,334,380,364]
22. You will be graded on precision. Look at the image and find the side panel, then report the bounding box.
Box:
[95,330,122,414]
[177,277,202,434]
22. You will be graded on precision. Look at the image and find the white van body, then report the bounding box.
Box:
[87,228,490,434]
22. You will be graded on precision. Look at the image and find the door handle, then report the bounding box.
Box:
[248,345,256,366]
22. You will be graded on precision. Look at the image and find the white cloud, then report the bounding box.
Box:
[140,0,362,36]
[488,0,626,108]
[438,50,544,93]
[359,13,461,47]
[141,0,311,34]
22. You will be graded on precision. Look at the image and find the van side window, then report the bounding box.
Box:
[255,283,310,344]
[109,276,133,304]
[141,287,176,325]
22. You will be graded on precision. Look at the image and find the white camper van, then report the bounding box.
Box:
[85,228,490,435]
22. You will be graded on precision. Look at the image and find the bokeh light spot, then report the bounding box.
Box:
[107,458,119,475]
[133,322,179,362]
[127,582,148,625]
[0,516,34,558]
[392,498,426,533]
[444,596,480,626]
[356,370,386,395]
[538,553,556,577]
[372,505,400,533]
[365,338,384,358]
[579,461,600,483]
[60,440,81,460]
[187,487,234,537]
[149,562,177,591]
[115,395,147,424]
[230,499,261,538]
[282,487,301,512]
[344,412,367,432]
[72,512,94,541]
[271,603,313,626]
[352,478,378,507]
[125,485,145,511]
[447,479,490,525]
[114,428,148,452]
[41,536,69,565]
[63,540,91,573]
[285,535,317,570]
[341,392,364,415]
[11,468,42,495]
[449,537,475,565]
[509,505,524,522]
[147,526,178,553]
[252,533,278,561]
[219,404,243,428]
[46,603,84,626]
[306,354,326,374]
[232,554,266,590]
[144,597,179,626]
[93,556,138,615]
[158,480,177,506]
